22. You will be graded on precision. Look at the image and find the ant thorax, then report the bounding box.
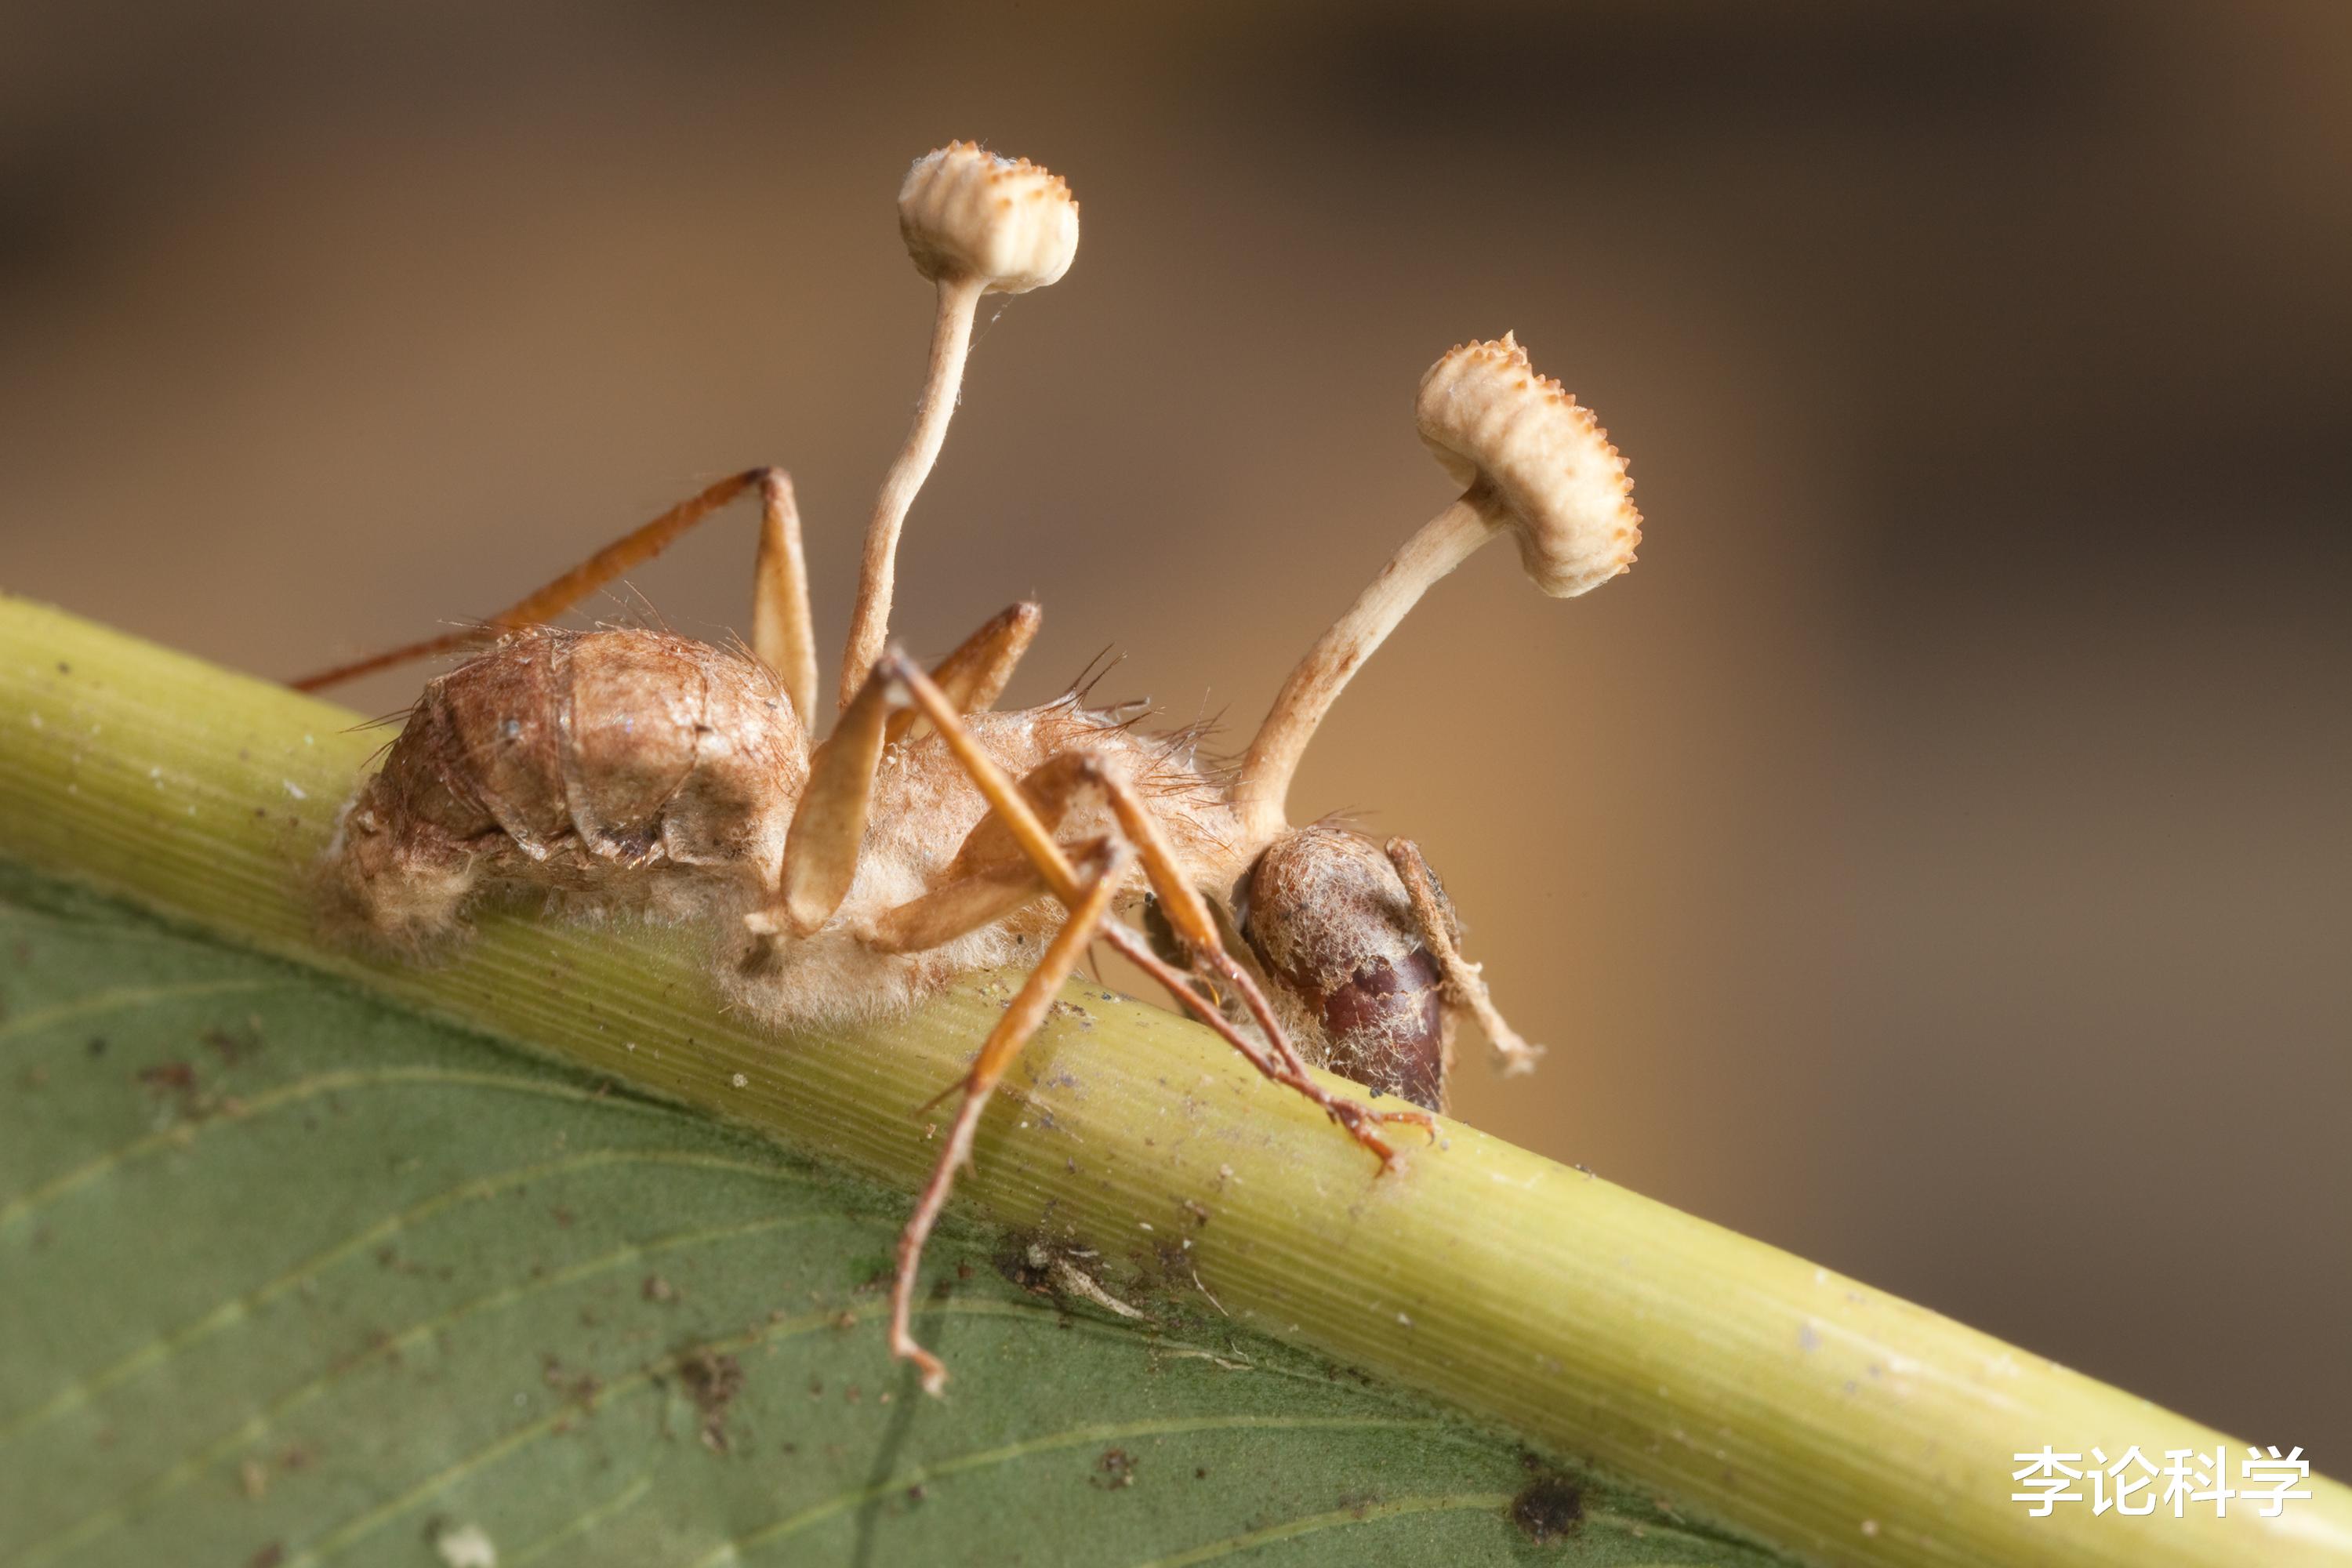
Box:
[302,140,1634,1392]
[784,695,1242,1026]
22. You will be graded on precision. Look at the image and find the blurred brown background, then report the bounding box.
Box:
[4,0,2345,1461]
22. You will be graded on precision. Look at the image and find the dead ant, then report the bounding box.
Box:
[295,142,1641,1392]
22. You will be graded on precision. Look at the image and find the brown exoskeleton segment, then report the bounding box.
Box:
[1238,826,1457,1109]
[300,145,1640,1392]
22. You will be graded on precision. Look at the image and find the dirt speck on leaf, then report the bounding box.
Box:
[1509,1474,1584,1544]
[136,1060,196,1094]
[996,1243,1054,1295]
[540,1353,602,1410]
[201,1021,261,1065]
[679,1347,746,1453]
[135,1058,232,1120]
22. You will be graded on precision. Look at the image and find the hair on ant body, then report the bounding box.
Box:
[299,141,1642,1393]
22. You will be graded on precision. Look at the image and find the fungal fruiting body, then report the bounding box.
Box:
[1414,332,1640,597]
[837,143,1082,710]
[897,142,1081,295]
[306,143,1639,1392]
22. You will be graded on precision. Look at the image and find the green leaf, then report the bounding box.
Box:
[0,866,1779,1567]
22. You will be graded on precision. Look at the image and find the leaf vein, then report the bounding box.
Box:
[505,1470,655,1566]
[0,978,292,1047]
[0,1149,813,1439]
[0,1065,689,1231]
[8,1212,845,1566]
[1127,1492,1516,1567]
[698,1414,1450,1566]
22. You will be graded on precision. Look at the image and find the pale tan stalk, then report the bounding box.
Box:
[1236,495,1492,838]
[1237,333,1639,841]
[837,274,985,710]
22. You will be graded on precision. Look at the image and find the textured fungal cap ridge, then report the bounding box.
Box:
[1415,332,1641,597]
[898,140,1080,294]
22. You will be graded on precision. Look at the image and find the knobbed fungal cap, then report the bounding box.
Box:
[1414,332,1640,597]
[898,141,1080,295]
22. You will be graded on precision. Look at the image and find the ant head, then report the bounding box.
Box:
[1234,824,1455,1112]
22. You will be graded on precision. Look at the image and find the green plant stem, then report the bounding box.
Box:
[0,594,2342,1568]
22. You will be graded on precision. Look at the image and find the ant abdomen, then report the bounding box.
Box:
[1237,824,1454,1112]
[318,626,804,946]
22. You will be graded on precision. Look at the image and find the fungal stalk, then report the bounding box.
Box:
[1234,333,1640,840]
[837,143,1080,710]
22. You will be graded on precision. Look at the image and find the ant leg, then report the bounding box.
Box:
[931,750,1091,883]
[883,655,1433,1165]
[292,467,816,728]
[866,837,1117,955]
[937,747,1315,1082]
[884,601,1039,749]
[1385,837,1543,1076]
[1087,764,1313,1073]
[1087,758,1437,1156]
[768,605,1043,937]
[747,470,818,728]
[891,838,1129,1394]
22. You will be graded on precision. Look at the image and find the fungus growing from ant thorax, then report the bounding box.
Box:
[299,146,1642,1395]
